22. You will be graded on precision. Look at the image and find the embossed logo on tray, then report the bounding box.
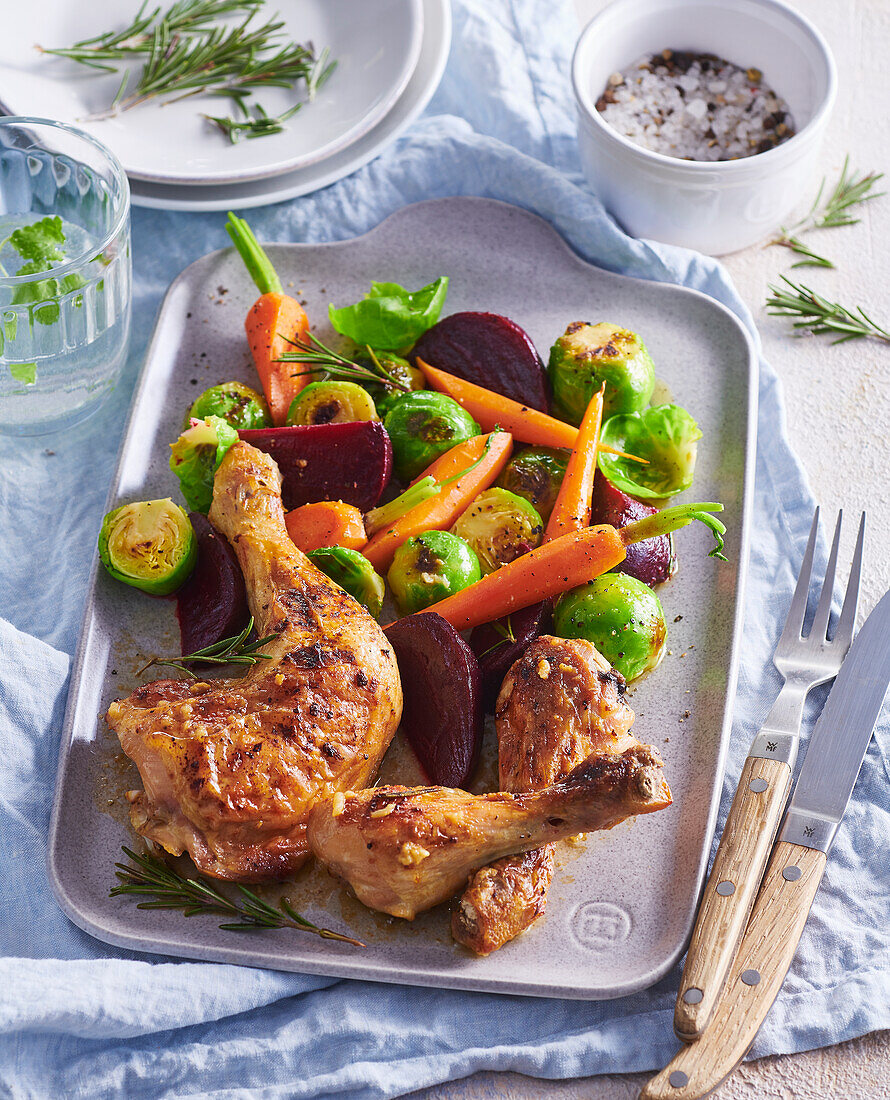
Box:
[570,901,632,950]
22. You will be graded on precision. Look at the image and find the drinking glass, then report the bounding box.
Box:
[0,117,131,436]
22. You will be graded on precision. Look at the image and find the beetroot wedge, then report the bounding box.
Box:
[176,513,249,655]
[470,600,552,712]
[591,471,675,586]
[385,612,483,788]
[412,311,549,412]
[239,421,392,511]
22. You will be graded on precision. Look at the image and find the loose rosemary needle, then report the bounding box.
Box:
[770,157,885,268]
[112,846,365,946]
[765,276,890,345]
[138,616,278,677]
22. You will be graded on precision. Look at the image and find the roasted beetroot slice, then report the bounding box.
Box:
[176,513,249,655]
[412,311,549,412]
[385,613,483,788]
[239,421,392,512]
[469,600,552,713]
[591,471,675,586]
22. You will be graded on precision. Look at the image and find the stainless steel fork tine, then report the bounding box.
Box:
[833,512,865,646]
[809,510,843,642]
[777,507,820,647]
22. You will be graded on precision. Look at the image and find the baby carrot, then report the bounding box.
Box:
[285,500,367,553]
[544,384,604,542]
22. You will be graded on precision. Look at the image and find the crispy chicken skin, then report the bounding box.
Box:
[453,636,645,955]
[107,442,403,882]
[307,744,671,920]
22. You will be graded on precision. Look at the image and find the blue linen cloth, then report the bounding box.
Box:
[2,1,888,1095]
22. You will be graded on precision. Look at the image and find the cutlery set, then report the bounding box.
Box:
[642,508,890,1098]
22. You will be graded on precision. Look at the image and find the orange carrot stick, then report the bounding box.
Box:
[285,500,367,553]
[394,524,627,631]
[544,384,604,542]
[227,213,311,426]
[363,432,513,573]
[415,358,641,461]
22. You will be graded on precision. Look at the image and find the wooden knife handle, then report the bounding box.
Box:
[675,756,792,1041]
[641,842,827,1100]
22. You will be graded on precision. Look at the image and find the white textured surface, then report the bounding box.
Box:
[421,0,890,1095]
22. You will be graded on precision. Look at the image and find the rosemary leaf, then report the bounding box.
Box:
[111,846,365,946]
[137,616,278,677]
[765,276,890,344]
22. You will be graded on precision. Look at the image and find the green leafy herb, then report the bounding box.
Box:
[770,158,885,268]
[9,362,36,385]
[598,404,702,499]
[328,277,449,351]
[112,845,364,946]
[765,276,890,345]
[42,0,336,143]
[137,616,278,677]
[0,216,89,329]
[276,333,411,392]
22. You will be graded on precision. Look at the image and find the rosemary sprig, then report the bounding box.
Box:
[276,334,411,392]
[765,276,890,345]
[112,846,365,946]
[204,98,301,144]
[477,616,517,660]
[770,158,885,267]
[137,616,279,677]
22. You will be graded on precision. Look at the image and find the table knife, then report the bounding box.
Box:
[640,586,890,1100]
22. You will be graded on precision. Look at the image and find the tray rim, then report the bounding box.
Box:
[46,196,759,999]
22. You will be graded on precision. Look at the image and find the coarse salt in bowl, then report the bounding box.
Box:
[572,0,837,254]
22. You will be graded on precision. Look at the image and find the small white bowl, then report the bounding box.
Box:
[572,0,837,254]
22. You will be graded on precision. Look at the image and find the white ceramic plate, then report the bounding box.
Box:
[0,0,423,185]
[48,199,756,1000]
[126,0,451,211]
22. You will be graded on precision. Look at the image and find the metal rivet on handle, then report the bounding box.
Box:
[669,1071,690,1088]
[749,778,768,793]
[741,969,761,986]
[783,866,802,881]
[716,880,735,896]
[683,987,703,1004]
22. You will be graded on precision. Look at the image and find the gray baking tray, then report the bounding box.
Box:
[47,198,757,999]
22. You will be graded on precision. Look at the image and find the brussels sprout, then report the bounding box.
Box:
[497,446,569,522]
[307,546,385,618]
[548,321,655,425]
[286,381,379,426]
[98,499,197,596]
[387,530,482,615]
[553,573,666,682]
[169,415,239,514]
[451,488,543,575]
[599,404,702,499]
[384,391,480,481]
[186,381,271,430]
[364,353,425,417]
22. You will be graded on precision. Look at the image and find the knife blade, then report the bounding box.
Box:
[641,587,890,1100]
[778,585,890,852]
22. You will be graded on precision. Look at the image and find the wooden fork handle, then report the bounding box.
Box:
[642,842,827,1100]
[674,756,792,1041]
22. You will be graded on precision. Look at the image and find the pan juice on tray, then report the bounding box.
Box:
[96,213,727,956]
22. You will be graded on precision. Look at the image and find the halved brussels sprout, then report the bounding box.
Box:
[599,404,702,499]
[286,381,379,426]
[497,446,569,522]
[364,353,425,417]
[450,488,544,575]
[384,391,480,481]
[169,415,239,514]
[187,381,271,430]
[387,530,482,615]
[548,321,655,424]
[98,499,197,596]
[307,546,385,618]
[553,573,666,682]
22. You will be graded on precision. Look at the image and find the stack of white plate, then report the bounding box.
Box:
[0,0,451,211]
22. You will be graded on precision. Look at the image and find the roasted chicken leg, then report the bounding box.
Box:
[307,744,671,919]
[107,442,403,881]
[452,635,640,954]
